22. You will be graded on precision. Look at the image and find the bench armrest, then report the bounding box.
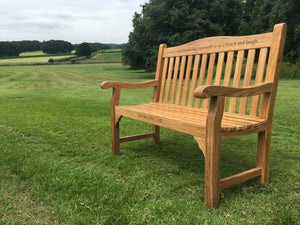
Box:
[194,82,273,99]
[101,80,158,89]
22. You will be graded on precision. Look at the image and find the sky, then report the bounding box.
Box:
[0,0,147,44]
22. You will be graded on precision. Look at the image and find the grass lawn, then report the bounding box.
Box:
[0,63,299,224]
[92,51,122,61]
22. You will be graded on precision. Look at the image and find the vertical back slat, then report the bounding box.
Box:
[159,58,169,103]
[153,44,167,102]
[223,51,234,87]
[175,56,187,105]
[239,49,256,114]
[223,51,234,111]
[250,48,268,116]
[228,50,244,113]
[195,54,208,108]
[170,57,180,104]
[188,54,201,107]
[164,57,174,103]
[214,52,225,85]
[182,55,194,106]
[203,53,216,109]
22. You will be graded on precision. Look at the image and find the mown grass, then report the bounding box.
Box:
[92,50,122,61]
[0,64,299,224]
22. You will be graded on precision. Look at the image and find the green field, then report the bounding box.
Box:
[92,52,122,61]
[0,55,73,64]
[19,51,46,57]
[0,64,299,224]
[0,50,122,65]
[19,50,76,57]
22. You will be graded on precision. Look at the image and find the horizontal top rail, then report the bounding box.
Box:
[163,32,273,57]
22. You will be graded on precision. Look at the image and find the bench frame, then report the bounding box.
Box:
[101,23,287,208]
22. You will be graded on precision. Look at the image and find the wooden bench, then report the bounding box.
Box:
[101,23,287,208]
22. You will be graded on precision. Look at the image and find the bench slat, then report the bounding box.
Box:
[203,53,216,109]
[164,57,174,103]
[223,51,234,87]
[159,57,169,103]
[175,56,186,105]
[250,48,269,116]
[189,54,201,107]
[239,49,256,114]
[228,50,244,113]
[195,54,208,108]
[215,52,225,86]
[223,51,234,110]
[170,57,180,104]
[182,55,194,106]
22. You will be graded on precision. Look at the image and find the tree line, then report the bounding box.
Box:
[122,0,300,71]
[0,40,113,57]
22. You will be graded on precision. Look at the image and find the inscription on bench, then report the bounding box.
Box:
[170,39,259,54]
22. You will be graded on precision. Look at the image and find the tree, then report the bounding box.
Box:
[0,42,21,57]
[268,0,300,63]
[42,40,73,54]
[75,42,92,57]
[15,40,41,52]
[123,0,299,70]
[240,0,300,63]
[74,43,110,52]
[122,0,243,71]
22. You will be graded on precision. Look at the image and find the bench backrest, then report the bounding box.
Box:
[153,23,287,119]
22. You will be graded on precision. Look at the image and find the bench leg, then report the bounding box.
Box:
[204,136,221,208]
[110,87,121,155]
[111,117,120,155]
[204,96,224,208]
[257,130,271,183]
[152,125,160,145]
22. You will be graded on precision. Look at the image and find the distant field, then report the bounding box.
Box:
[19,50,76,57]
[19,51,46,57]
[0,50,122,65]
[92,52,122,61]
[0,55,73,64]
[103,49,122,53]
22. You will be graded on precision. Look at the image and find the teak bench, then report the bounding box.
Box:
[101,23,287,208]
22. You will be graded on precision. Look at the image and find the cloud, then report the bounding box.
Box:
[0,0,147,43]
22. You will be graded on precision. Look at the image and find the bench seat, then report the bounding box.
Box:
[117,103,267,138]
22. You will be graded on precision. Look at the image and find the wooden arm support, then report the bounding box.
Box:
[194,82,273,99]
[101,80,158,89]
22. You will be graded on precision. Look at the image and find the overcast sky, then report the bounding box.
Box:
[0,0,147,44]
